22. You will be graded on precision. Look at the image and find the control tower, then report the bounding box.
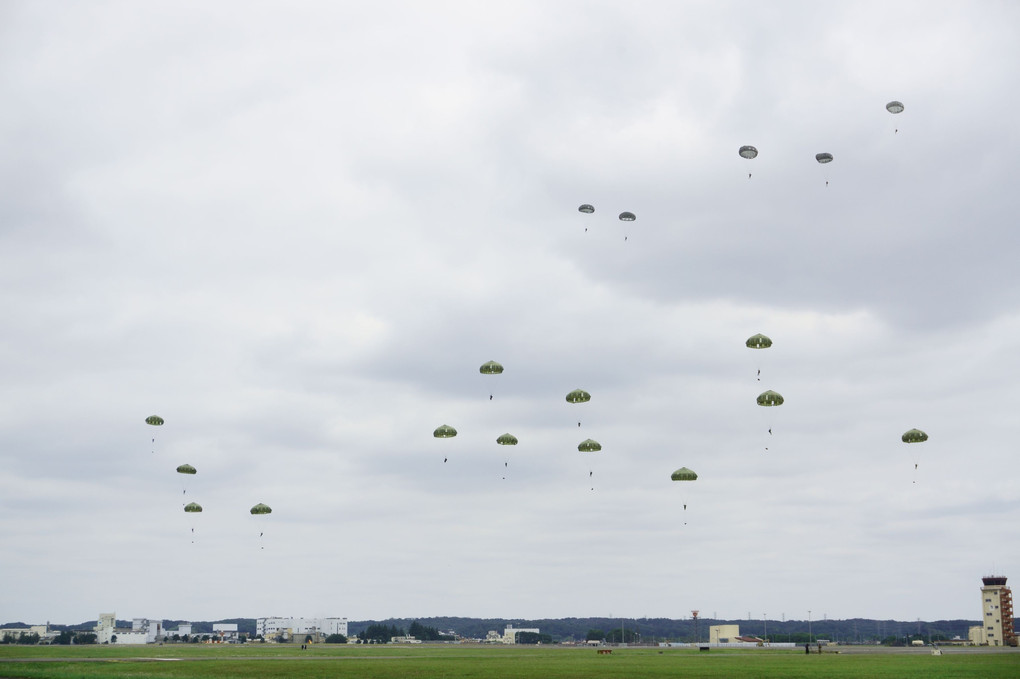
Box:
[980,576,1016,646]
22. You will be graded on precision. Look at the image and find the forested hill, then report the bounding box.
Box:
[348,616,983,644]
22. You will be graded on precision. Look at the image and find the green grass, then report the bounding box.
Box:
[1,644,1018,679]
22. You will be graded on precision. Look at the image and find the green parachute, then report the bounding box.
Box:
[757,390,784,406]
[577,438,602,452]
[566,389,591,404]
[433,424,457,438]
[496,433,518,445]
[901,428,928,443]
[671,467,698,481]
[479,360,504,375]
[183,502,202,512]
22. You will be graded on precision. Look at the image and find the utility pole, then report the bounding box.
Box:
[808,610,812,644]
[691,611,700,645]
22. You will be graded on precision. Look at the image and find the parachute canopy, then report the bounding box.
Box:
[176,464,196,475]
[250,503,272,515]
[578,438,602,452]
[618,211,636,222]
[902,428,928,443]
[886,101,904,114]
[433,424,457,438]
[578,204,595,214]
[739,145,758,159]
[671,467,698,481]
[184,502,202,513]
[757,390,784,406]
[145,415,164,426]
[496,433,518,445]
[566,388,591,404]
[746,333,772,349]
[479,360,504,375]
[815,152,833,164]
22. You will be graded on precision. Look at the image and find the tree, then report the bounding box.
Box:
[606,628,639,644]
[73,633,97,645]
[110,634,117,644]
[325,634,348,644]
[516,632,552,645]
[15,632,40,645]
[586,629,605,641]
[358,624,405,644]
[54,631,73,645]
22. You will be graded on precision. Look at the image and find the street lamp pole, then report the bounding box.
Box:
[808,610,812,644]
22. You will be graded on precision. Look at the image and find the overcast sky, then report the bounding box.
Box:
[2,0,1019,627]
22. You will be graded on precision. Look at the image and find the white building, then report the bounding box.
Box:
[213,623,239,641]
[502,625,540,644]
[256,617,347,642]
[96,614,162,644]
[0,625,47,642]
[709,625,740,644]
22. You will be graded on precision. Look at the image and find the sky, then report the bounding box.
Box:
[2,0,1019,627]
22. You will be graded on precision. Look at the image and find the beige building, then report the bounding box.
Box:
[979,576,1016,646]
[709,624,740,644]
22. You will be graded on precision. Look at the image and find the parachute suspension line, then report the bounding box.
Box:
[739,145,758,180]
[902,429,927,485]
[497,433,517,482]
[251,503,272,550]
[815,153,833,187]
[145,415,164,454]
[479,361,503,401]
[756,390,784,453]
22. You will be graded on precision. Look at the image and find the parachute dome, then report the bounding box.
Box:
[145,415,164,426]
[433,424,457,438]
[496,433,518,445]
[183,502,202,513]
[902,428,928,443]
[250,503,272,515]
[176,464,197,475]
[578,438,602,452]
[746,333,772,349]
[618,211,636,222]
[815,152,833,164]
[757,390,784,406]
[578,204,595,214]
[739,145,758,159]
[886,101,905,114]
[566,389,591,404]
[671,467,698,481]
[479,360,504,374]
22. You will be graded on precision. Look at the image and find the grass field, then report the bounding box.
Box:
[1,644,1019,679]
